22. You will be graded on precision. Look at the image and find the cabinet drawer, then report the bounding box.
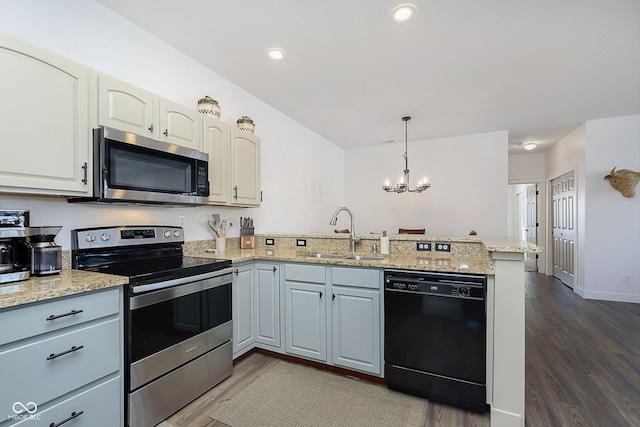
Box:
[0,318,120,415]
[285,264,325,284]
[0,288,119,346]
[332,267,381,289]
[10,376,121,427]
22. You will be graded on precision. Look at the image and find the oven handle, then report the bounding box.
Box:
[131,267,234,294]
[130,267,233,310]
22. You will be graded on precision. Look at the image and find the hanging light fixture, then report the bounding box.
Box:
[383,116,430,193]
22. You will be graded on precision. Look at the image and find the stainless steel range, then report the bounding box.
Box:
[71,225,233,427]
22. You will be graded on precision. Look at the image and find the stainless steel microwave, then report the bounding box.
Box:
[70,127,209,206]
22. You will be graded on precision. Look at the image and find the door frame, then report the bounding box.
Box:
[508,178,546,274]
[547,168,579,290]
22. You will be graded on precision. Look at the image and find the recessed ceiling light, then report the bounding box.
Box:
[523,142,537,151]
[391,3,416,23]
[266,48,286,60]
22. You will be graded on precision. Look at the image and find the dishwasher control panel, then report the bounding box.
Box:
[385,269,486,300]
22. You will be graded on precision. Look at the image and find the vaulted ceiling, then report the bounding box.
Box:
[97,0,640,153]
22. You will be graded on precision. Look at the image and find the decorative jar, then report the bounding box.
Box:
[197,96,221,119]
[236,116,255,134]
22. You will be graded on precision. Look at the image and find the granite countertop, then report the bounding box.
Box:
[245,233,543,253]
[0,235,540,311]
[193,248,495,275]
[0,270,128,310]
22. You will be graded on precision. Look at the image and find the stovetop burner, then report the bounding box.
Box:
[71,225,231,288]
[86,255,232,286]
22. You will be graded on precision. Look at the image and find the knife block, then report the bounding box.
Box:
[240,236,255,249]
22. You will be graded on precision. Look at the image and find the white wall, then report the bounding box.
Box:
[344,131,509,236]
[0,0,345,249]
[546,116,640,303]
[583,115,640,302]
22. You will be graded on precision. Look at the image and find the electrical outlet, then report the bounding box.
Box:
[266,238,275,246]
[435,242,451,252]
[296,239,307,247]
[416,242,432,251]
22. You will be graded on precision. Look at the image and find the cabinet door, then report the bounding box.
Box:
[97,73,156,138]
[231,130,261,206]
[159,99,201,150]
[232,264,254,355]
[331,287,381,375]
[285,281,326,361]
[202,117,231,204]
[0,34,89,195]
[255,263,281,348]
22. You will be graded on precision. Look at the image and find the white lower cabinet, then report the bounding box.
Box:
[330,267,382,375]
[284,264,328,362]
[0,288,122,426]
[331,287,381,374]
[233,262,382,376]
[232,263,255,357]
[285,281,327,362]
[254,263,281,348]
[10,376,120,427]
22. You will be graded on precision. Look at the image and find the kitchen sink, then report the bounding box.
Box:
[301,253,347,259]
[345,255,386,261]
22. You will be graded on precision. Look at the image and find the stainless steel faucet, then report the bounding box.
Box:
[329,207,359,252]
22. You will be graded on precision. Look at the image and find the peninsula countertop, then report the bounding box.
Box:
[0,235,541,310]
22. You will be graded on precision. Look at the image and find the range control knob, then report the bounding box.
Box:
[173,230,181,238]
[84,233,96,243]
[100,233,110,241]
[163,230,172,238]
[458,287,470,297]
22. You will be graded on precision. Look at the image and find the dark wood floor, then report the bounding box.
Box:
[165,272,640,427]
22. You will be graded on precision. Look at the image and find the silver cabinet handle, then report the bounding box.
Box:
[148,124,154,133]
[81,163,88,184]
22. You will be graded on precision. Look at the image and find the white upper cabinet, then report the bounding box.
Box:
[97,73,200,150]
[97,73,156,137]
[231,130,261,206]
[202,116,231,204]
[159,98,200,150]
[0,34,90,195]
[202,118,261,207]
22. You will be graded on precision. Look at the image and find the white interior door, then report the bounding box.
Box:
[552,172,575,288]
[525,184,538,272]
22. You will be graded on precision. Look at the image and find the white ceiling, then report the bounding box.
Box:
[96,0,639,154]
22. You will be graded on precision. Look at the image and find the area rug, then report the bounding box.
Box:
[210,362,427,427]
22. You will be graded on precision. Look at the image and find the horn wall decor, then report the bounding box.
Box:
[603,167,640,198]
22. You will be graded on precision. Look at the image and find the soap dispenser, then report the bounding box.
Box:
[380,231,390,255]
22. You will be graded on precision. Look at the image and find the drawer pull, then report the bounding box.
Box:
[47,345,84,361]
[46,309,84,321]
[49,410,84,427]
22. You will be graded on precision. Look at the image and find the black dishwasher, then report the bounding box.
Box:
[384,269,487,412]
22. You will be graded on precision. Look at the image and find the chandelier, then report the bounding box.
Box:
[382,116,431,193]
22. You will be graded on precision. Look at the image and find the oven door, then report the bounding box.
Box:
[127,267,233,391]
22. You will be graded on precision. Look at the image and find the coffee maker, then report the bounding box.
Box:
[29,226,62,276]
[0,209,31,283]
